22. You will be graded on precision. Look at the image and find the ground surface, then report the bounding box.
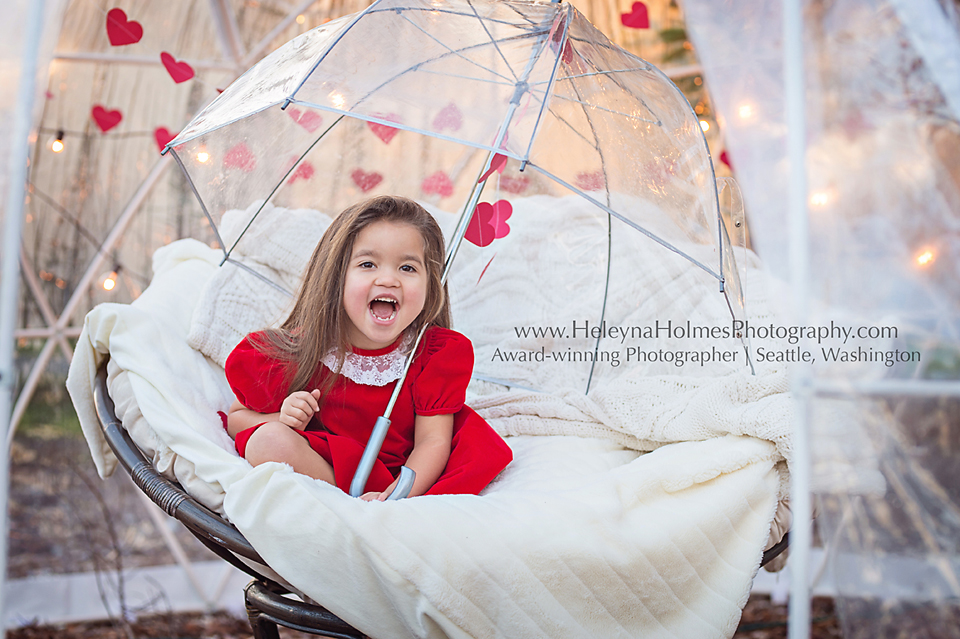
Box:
[8,425,841,638]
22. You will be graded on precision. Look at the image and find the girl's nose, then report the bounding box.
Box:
[374,270,400,286]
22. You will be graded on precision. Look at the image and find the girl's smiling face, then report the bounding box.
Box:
[343,220,428,351]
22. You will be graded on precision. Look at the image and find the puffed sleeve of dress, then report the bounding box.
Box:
[224,332,290,414]
[412,328,473,416]
[414,328,514,496]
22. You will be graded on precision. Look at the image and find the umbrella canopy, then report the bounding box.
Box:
[166,0,751,395]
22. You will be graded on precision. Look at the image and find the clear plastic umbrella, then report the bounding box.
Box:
[164,0,751,497]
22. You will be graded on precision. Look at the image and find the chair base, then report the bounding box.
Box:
[244,580,367,639]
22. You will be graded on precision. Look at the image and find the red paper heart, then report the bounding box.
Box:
[620,2,650,29]
[154,127,176,152]
[91,105,122,132]
[367,114,401,144]
[465,200,512,247]
[290,161,315,183]
[224,143,256,172]
[547,16,577,65]
[106,8,143,46]
[575,170,605,191]
[287,107,323,133]
[160,52,195,83]
[621,2,650,29]
[421,171,454,197]
[719,150,732,169]
[351,169,383,192]
[478,153,508,183]
[432,103,462,132]
[499,175,529,194]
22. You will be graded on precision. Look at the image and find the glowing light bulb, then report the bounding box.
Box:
[330,92,346,109]
[196,150,210,163]
[99,268,120,292]
[809,191,831,207]
[738,104,754,119]
[699,120,710,132]
[916,249,935,267]
[296,14,305,24]
[51,130,65,153]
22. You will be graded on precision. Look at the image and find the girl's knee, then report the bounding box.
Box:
[244,422,303,466]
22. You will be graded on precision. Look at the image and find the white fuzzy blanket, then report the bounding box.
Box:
[68,196,795,639]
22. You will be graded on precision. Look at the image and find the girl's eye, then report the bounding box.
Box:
[400,264,417,273]
[359,261,375,269]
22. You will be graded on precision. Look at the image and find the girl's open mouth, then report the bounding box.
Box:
[369,297,398,321]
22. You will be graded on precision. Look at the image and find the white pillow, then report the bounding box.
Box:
[187,202,332,367]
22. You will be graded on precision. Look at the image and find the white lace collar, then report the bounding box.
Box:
[321,333,414,386]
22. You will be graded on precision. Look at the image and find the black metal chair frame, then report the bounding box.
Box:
[92,358,788,639]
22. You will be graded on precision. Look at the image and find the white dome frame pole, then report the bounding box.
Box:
[0,0,48,632]
[783,0,812,637]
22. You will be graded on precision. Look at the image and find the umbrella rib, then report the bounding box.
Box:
[287,100,526,158]
[288,0,387,101]
[294,30,541,141]
[465,0,520,82]
[396,11,517,85]
[515,84,601,151]
[549,93,660,125]
[418,68,516,87]
[565,59,613,395]
[528,67,650,86]
[224,115,346,261]
[501,1,540,28]
[525,164,722,281]
[224,258,295,297]
[168,149,228,258]
[520,4,571,163]
[367,5,542,30]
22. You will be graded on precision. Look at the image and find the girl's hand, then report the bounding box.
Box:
[279,389,322,431]
[360,477,399,502]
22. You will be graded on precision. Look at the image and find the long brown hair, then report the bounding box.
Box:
[256,195,451,398]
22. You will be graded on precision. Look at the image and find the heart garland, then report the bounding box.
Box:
[432,103,463,132]
[498,175,529,194]
[160,52,195,83]
[351,169,383,192]
[465,200,512,248]
[367,114,401,144]
[91,105,123,132]
[153,127,176,152]
[621,2,650,29]
[421,171,454,197]
[106,8,143,46]
[287,107,323,133]
[290,161,315,183]
[223,143,256,172]
[575,170,605,191]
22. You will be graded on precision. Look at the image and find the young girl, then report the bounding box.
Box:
[224,195,512,500]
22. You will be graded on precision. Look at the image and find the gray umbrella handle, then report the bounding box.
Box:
[386,466,416,500]
[349,415,392,497]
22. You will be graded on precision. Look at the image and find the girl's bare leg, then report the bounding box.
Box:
[243,421,335,484]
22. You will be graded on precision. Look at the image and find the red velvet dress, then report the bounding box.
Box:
[225,326,512,495]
